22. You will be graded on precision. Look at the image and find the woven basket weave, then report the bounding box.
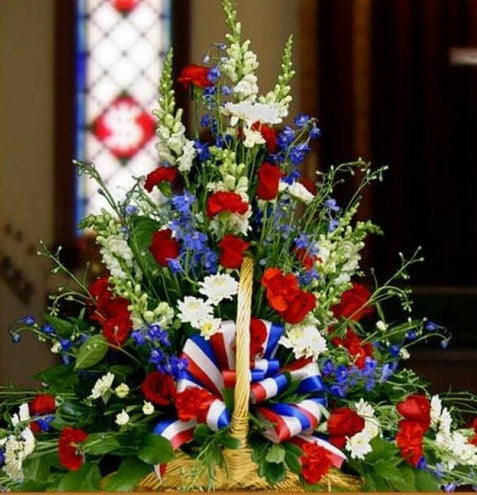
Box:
[138,257,361,492]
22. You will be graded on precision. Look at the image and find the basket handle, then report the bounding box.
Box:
[230,256,253,445]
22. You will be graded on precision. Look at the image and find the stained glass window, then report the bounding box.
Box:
[75,0,171,225]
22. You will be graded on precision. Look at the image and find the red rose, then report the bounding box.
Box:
[218,234,250,269]
[29,394,56,415]
[251,122,277,153]
[178,64,211,89]
[327,407,365,448]
[300,443,333,484]
[256,162,285,200]
[144,167,179,193]
[333,329,374,369]
[149,228,180,267]
[294,247,315,271]
[175,387,215,422]
[141,371,176,406]
[396,420,425,466]
[261,268,315,324]
[250,318,267,357]
[207,191,249,218]
[300,177,317,196]
[58,427,88,471]
[397,394,431,431]
[102,314,132,346]
[331,282,373,321]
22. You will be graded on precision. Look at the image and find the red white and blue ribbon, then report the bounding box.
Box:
[153,319,343,470]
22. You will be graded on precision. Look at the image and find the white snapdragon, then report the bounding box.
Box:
[115,410,130,426]
[221,102,282,127]
[199,274,239,305]
[286,181,315,205]
[142,401,154,415]
[89,372,115,400]
[279,324,326,360]
[99,234,134,278]
[177,296,214,329]
[233,73,259,101]
[115,383,129,399]
[242,126,265,148]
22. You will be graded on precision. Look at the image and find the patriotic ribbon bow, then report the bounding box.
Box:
[154,320,345,469]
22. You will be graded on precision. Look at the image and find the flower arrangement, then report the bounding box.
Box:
[1,0,477,492]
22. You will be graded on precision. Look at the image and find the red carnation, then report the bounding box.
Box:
[300,442,333,484]
[397,394,431,431]
[175,387,215,422]
[178,64,211,89]
[58,427,88,471]
[207,191,249,218]
[144,167,179,193]
[469,418,477,445]
[218,234,250,269]
[331,282,374,321]
[251,122,277,153]
[149,228,180,267]
[261,268,315,324]
[333,328,374,369]
[256,162,285,200]
[141,371,176,406]
[88,276,110,308]
[250,318,268,357]
[327,407,365,448]
[29,394,56,415]
[281,291,316,325]
[396,420,425,466]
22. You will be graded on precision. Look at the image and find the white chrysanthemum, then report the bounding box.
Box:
[279,325,326,360]
[20,428,35,457]
[4,427,35,482]
[142,401,154,415]
[199,274,239,305]
[89,372,115,400]
[431,395,442,428]
[115,383,129,399]
[287,181,315,204]
[431,395,452,435]
[222,102,282,127]
[242,126,266,148]
[346,431,373,460]
[177,296,214,329]
[355,399,380,439]
[11,403,30,426]
[355,399,375,420]
[200,318,222,340]
[115,410,130,426]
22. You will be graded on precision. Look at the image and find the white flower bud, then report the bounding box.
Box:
[142,401,154,415]
[115,410,130,426]
[115,383,129,399]
[376,320,387,331]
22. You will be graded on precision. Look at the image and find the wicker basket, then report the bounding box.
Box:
[138,257,361,492]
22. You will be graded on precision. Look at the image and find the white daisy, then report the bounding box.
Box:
[200,318,222,340]
[199,274,239,306]
[177,296,214,329]
[115,410,130,426]
[89,372,115,400]
[279,324,326,360]
[346,431,373,460]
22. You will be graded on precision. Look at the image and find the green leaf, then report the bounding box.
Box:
[264,461,286,485]
[22,454,51,482]
[109,365,134,376]
[104,456,152,492]
[221,433,240,449]
[128,216,161,276]
[57,462,101,492]
[266,444,286,464]
[415,469,440,492]
[75,334,109,369]
[374,459,404,482]
[283,442,303,456]
[284,450,302,474]
[390,465,417,492]
[43,314,75,338]
[34,363,75,385]
[83,433,121,455]
[137,433,174,464]
[193,424,213,443]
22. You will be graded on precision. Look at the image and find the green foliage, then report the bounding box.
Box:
[137,434,174,465]
[57,462,101,492]
[74,334,109,369]
[103,457,152,492]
